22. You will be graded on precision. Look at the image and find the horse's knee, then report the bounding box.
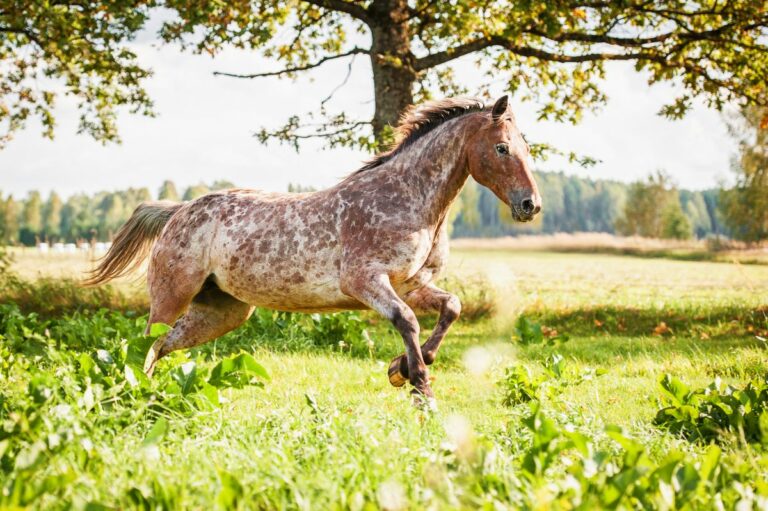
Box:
[422,349,436,366]
[443,294,461,323]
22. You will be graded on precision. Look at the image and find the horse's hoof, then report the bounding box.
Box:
[388,356,407,387]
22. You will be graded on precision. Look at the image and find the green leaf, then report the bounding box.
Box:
[171,361,201,395]
[142,418,168,447]
[217,470,244,510]
[126,336,157,369]
[149,322,172,338]
[659,374,691,406]
[209,353,269,389]
[699,445,721,480]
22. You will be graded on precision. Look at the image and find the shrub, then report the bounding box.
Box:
[654,373,768,444]
[0,309,268,509]
[499,354,604,406]
[513,315,569,345]
[513,404,766,509]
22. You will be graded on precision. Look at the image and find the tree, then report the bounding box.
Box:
[183,184,211,201]
[19,191,43,245]
[210,180,236,191]
[287,183,318,193]
[43,192,63,241]
[3,196,20,245]
[99,194,126,239]
[661,200,692,240]
[616,171,690,239]
[0,1,154,148]
[181,1,768,152]
[4,3,767,154]
[60,194,97,242]
[158,180,180,202]
[720,107,768,243]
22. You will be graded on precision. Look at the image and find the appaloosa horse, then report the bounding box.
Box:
[85,95,541,405]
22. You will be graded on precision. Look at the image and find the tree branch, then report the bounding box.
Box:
[524,17,766,48]
[0,26,43,47]
[299,0,371,25]
[213,47,369,79]
[414,36,664,70]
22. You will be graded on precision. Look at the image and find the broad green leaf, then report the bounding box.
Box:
[142,417,168,447]
[149,322,172,338]
[126,336,157,369]
[209,353,270,389]
[217,470,243,510]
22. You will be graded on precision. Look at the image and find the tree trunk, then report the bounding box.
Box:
[368,0,416,146]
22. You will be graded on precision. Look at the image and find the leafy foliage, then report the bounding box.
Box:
[513,315,569,346]
[720,107,768,243]
[5,1,767,152]
[655,374,768,444]
[0,1,155,147]
[616,171,693,240]
[190,1,768,150]
[513,404,765,509]
[0,305,268,508]
[499,354,604,406]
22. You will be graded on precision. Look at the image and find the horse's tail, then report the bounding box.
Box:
[83,201,183,286]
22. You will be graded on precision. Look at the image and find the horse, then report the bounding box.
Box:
[84,95,541,406]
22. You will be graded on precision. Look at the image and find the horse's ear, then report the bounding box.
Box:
[491,95,509,121]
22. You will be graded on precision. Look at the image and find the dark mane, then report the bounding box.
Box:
[356,97,486,173]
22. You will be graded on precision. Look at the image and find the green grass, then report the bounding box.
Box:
[2,249,768,509]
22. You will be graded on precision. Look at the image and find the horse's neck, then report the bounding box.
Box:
[384,120,473,226]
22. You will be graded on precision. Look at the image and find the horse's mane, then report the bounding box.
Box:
[356,97,486,173]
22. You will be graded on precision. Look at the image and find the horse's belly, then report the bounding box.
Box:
[214,258,363,313]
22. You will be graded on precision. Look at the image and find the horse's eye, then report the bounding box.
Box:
[495,143,509,156]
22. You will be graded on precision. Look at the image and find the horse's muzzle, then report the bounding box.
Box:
[510,192,541,222]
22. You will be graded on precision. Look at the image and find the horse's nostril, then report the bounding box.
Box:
[521,198,535,215]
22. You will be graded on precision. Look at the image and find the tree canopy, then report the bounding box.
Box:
[0,1,155,148]
[2,1,767,153]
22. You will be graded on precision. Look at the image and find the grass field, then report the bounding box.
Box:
[1,247,768,509]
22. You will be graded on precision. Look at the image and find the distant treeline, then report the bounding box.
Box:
[0,173,725,246]
[0,180,235,245]
[452,171,726,239]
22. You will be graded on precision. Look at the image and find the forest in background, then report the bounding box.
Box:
[451,171,725,239]
[0,172,724,246]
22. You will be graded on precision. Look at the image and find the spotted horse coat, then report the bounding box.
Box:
[84,95,542,406]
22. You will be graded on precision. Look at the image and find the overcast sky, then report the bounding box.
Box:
[0,34,738,200]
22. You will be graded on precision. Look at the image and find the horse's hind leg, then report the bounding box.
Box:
[388,284,461,387]
[143,276,204,376]
[145,281,254,375]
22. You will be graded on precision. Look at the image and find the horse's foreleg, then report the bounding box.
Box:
[388,285,461,387]
[342,273,434,402]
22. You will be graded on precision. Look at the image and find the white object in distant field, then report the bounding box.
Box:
[52,242,65,253]
[64,243,77,254]
[37,242,49,253]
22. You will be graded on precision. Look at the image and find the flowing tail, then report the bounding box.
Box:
[83,201,183,286]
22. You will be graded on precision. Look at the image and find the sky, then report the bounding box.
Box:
[0,30,738,200]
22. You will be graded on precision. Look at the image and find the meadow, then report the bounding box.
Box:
[1,246,767,509]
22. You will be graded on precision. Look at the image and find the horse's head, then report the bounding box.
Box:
[466,95,541,222]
